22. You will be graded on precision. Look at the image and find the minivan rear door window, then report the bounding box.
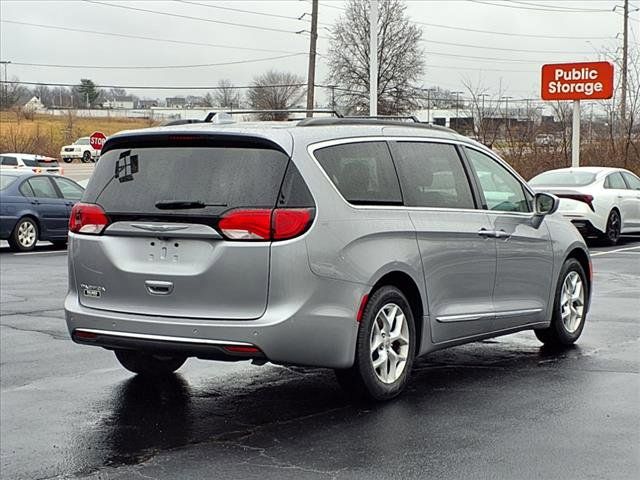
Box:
[313,141,402,205]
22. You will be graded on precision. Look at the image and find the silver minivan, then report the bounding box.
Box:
[65,118,591,400]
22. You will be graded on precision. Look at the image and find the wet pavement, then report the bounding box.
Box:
[1,237,639,479]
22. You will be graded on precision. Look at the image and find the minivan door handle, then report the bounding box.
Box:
[495,229,511,239]
[477,228,496,238]
[145,280,174,296]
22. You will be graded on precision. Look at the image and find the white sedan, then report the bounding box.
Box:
[530,167,640,244]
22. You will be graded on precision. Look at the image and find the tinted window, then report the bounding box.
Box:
[22,158,60,168]
[314,142,402,205]
[392,142,474,209]
[465,148,530,213]
[0,174,18,190]
[605,172,627,189]
[27,177,59,198]
[277,162,314,208]
[529,170,596,187]
[75,138,90,145]
[54,177,84,200]
[1,156,18,166]
[622,171,640,190]
[84,145,290,216]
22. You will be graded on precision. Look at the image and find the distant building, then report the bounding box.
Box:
[166,97,187,108]
[138,99,159,109]
[186,96,208,108]
[22,96,46,113]
[103,96,135,109]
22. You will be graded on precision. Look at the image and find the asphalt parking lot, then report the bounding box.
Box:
[1,236,639,480]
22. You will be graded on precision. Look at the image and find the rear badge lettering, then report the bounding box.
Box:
[81,284,106,298]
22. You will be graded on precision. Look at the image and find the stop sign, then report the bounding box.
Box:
[89,131,106,151]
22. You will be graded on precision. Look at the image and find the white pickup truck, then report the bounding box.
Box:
[60,137,100,163]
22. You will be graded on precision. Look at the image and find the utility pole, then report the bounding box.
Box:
[0,60,10,108]
[369,0,378,116]
[305,0,318,117]
[620,0,629,123]
[426,89,431,123]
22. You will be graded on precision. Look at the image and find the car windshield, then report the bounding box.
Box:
[529,171,597,187]
[0,174,18,190]
[75,138,90,145]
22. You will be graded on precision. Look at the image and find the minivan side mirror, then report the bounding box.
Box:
[533,192,559,216]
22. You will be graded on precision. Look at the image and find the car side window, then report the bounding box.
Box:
[465,147,531,213]
[621,172,640,190]
[19,181,35,197]
[606,172,628,189]
[27,177,59,199]
[53,177,84,200]
[391,142,475,209]
[1,156,18,166]
[314,141,403,205]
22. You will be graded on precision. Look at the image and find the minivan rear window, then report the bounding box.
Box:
[83,143,291,217]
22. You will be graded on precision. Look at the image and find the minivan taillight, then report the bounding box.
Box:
[69,203,109,234]
[219,208,314,241]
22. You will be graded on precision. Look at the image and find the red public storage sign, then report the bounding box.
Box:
[89,131,106,151]
[541,61,614,101]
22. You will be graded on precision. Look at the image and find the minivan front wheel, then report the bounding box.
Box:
[335,286,416,401]
[114,349,187,376]
[535,258,588,347]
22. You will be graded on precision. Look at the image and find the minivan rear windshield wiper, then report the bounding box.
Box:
[155,200,228,210]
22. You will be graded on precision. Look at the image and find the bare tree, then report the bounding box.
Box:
[0,77,27,110]
[247,70,305,120]
[461,77,505,148]
[326,0,424,115]
[212,79,241,109]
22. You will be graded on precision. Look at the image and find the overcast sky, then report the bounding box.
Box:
[0,0,636,104]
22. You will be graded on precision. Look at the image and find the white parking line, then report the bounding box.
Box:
[13,250,67,256]
[591,246,640,257]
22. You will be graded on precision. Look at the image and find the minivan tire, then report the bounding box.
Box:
[335,286,416,401]
[8,217,38,252]
[114,349,187,376]
[535,258,588,347]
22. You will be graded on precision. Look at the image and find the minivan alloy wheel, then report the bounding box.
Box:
[17,220,37,248]
[370,303,410,384]
[560,271,584,333]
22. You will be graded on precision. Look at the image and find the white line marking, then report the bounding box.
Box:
[13,250,67,256]
[591,246,640,257]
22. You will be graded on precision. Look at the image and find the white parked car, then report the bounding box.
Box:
[0,153,63,175]
[60,137,99,163]
[530,167,640,244]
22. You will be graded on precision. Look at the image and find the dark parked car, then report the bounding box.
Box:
[0,172,84,251]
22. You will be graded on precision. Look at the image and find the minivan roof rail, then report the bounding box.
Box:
[344,115,421,123]
[204,109,343,122]
[296,117,458,133]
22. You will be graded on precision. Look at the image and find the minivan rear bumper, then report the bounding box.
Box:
[64,278,362,369]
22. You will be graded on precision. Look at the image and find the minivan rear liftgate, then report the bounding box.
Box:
[69,133,315,320]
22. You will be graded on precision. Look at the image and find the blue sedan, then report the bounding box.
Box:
[0,172,84,251]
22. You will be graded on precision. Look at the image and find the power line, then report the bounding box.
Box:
[175,0,311,22]
[504,1,613,12]
[8,53,306,70]
[0,20,301,54]
[82,0,310,35]
[469,0,612,12]
[421,38,595,55]
[413,19,614,40]
[0,80,309,91]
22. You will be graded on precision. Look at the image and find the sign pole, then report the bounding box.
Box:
[369,0,378,116]
[571,100,580,167]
